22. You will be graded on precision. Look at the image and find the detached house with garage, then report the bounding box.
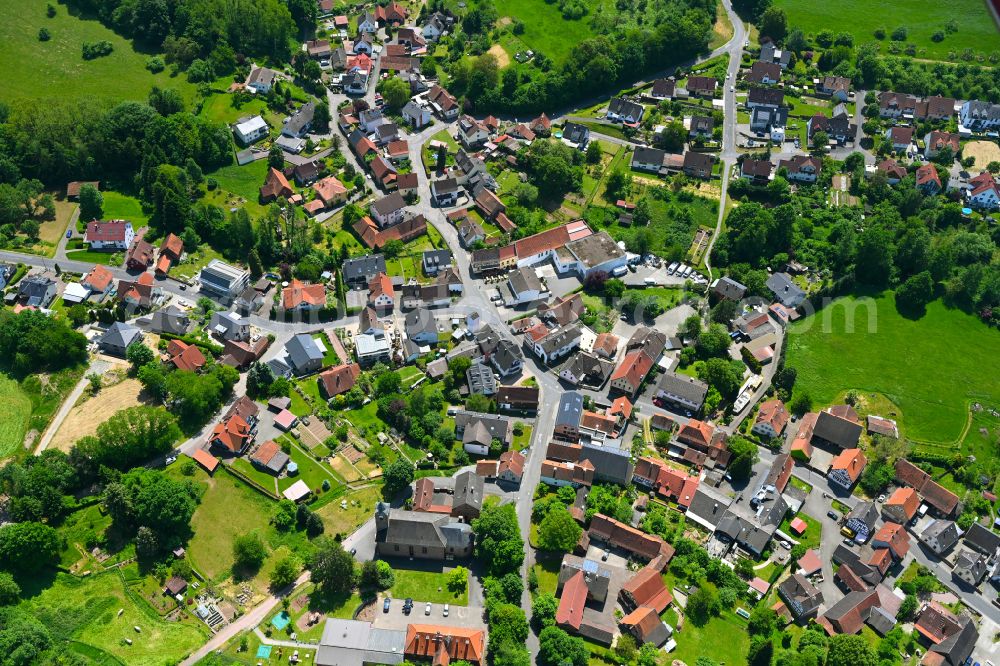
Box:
[607,97,644,124]
[85,219,134,251]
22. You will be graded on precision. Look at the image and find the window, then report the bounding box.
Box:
[394,545,400,551]
[422,547,428,553]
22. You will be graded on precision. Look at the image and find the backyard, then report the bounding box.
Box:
[786,293,1000,446]
[670,609,750,665]
[388,567,470,605]
[773,0,1000,61]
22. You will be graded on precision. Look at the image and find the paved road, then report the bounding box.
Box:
[704,0,747,283]
[178,571,312,666]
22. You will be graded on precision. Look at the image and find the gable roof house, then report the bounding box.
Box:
[777,155,821,183]
[285,333,324,374]
[882,486,920,524]
[165,340,207,373]
[686,75,717,97]
[753,399,789,439]
[98,321,142,357]
[778,573,824,620]
[876,158,908,185]
[374,503,474,560]
[85,219,135,251]
[817,75,851,100]
[260,167,293,203]
[747,60,781,84]
[916,163,943,195]
[828,448,867,491]
[683,151,715,179]
[923,130,961,159]
[919,519,961,555]
[655,372,709,412]
[318,363,361,399]
[16,273,58,308]
[895,458,961,517]
[746,86,784,110]
[759,40,791,68]
[966,171,1000,210]
[607,97,644,124]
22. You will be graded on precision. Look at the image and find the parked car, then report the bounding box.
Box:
[827,510,839,521]
[383,598,391,613]
[424,602,432,615]
[403,598,413,615]
[443,604,449,617]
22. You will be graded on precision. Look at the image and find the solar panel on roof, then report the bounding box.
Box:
[582,559,598,573]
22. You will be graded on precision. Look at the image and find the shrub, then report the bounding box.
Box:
[891,26,908,41]
[38,28,51,41]
[82,40,114,59]
[146,56,166,73]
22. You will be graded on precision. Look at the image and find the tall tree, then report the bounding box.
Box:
[78,183,103,221]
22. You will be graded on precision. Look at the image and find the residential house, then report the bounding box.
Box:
[845,502,879,542]
[370,192,406,227]
[503,266,543,306]
[421,249,452,276]
[959,99,1000,131]
[915,95,956,121]
[245,65,277,93]
[916,163,942,195]
[85,219,134,251]
[116,273,159,310]
[739,159,773,184]
[251,440,290,475]
[747,60,781,84]
[885,126,914,152]
[454,411,512,456]
[882,487,920,524]
[374,1,407,25]
[150,305,193,336]
[812,407,863,449]
[778,155,821,183]
[466,362,497,396]
[313,176,348,208]
[816,586,900,636]
[746,86,784,110]
[632,147,666,174]
[199,259,250,302]
[234,115,269,144]
[402,100,432,129]
[817,75,851,101]
[357,12,378,33]
[527,323,582,365]
[914,604,978,666]
[318,363,361,399]
[759,41,791,68]
[431,178,461,207]
[619,607,671,648]
[966,172,1000,210]
[404,308,438,346]
[495,386,540,413]
[749,106,788,138]
[963,522,1000,556]
[808,104,854,144]
[428,85,459,120]
[778,573,824,620]
[828,448,867,491]
[283,102,315,138]
[688,115,714,138]
[98,321,142,357]
[403,625,484,665]
[562,122,590,149]
[878,91,919,119]
[647,78,676,100]
[919,519,961,555]
[125,237,154,271]
[282,280,326,312]
[876,159,907,185]
[686,75,717,97]
[540,459,595,487]
[766,272,806,308]
[421,12,450,40]
[655,372,709,412]
[79,268,114,300]
[457,115,490,149]
[368,272,394,311]
[558,351,615,388]
[752,399,789,439]
[607,97,644,124]
[474,187,506,221]
[953,549,989,586]
[165,340,206,373]
[15,274,56,308]
[683,151,714,179]
[529,113,552,135]
[260,167,293,202]
[609,350,655,396]
[923,130,960,159]
[286,333,324,374]
[343,254,386,287]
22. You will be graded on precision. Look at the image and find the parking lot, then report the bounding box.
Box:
[373,595,486,633]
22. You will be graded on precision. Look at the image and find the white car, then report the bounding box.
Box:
[443,604,450,617]
[425,602,432,615]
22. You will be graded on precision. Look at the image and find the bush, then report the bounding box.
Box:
[146,56,166,73]
[38,28,51,41]
[82,40,114,59]
[891,26,908,41]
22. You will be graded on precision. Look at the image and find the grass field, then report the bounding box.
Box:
[494,0,604,66]
[21,571,206,666]
[315,484,382,539]
[185,468,275,580]
[0,0,196,105]
[773,0,1000,61]
[205,160,270,217]
[0,375,33,459]
[101,191,149,227]
[786,293,1000,445]
[49,376,143,452]
[671,610,749,665]
[388,568,469,605]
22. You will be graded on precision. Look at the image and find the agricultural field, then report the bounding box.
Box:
[49,376,144,452]
[0,0,196,106]
[773,0,1000,61]
[786,293,1000,445]
[20,570,206,666]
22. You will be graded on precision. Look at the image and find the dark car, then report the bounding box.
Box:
[827,510,839,521]
[383,598,391,613]
[403,598,413,615]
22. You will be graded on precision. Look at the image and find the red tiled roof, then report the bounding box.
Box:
[678,419,714,449]
[885,487,920,521]
[282,279,326,309]
[412,477,452,513]
[405,625,485,666]
[609,396,632,419]
[160,233,183,259]
[318,363,361,397]
[167,340,206,372]
[873,522,910,559]
[314,176,347,203]
[85,219,130,243]
[210,414,251,453]
[798,549,822,575]
[82,265,114,292]
[755,399,789,435]
[610,350,654,389]
[620,606,666,643]
[556,570,588,630]
[831,448,867,483]
[190,448,218,473]
[621,566,673,612]
[368,272,393,302]
[251,439,282,466]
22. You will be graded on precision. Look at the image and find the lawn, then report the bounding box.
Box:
[670,610,749,665]
[786,293,1000,446]
[21,571,206,666]
[0,0,197,106]
[313,333,340,367]
[781,511,821,550]
[512,424,533,450]
[0,375,33,459]
[64,248,123,265]
[773,0,1000,61]
[531,554,561,596]
[277,436,346,495]
[388,568,469,605]
[172,245,224,281]
[205,160,271,216]
[101,191,149,227]
[184,467,275,580]
[494,0,603,66]
[314,484,382,540]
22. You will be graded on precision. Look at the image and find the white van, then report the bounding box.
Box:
[611,265,628,277]
[681,266,693,278]
[667,262,679,274]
